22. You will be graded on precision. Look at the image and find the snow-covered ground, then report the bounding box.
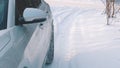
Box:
[45,0,104,9]
[45,0,120,68]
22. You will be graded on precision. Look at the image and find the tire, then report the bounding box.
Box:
[46,24,54,64]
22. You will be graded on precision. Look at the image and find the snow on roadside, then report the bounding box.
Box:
[45,0,120,68]
[45,0,104,9]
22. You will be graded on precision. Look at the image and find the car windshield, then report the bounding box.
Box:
[0,0,8,30]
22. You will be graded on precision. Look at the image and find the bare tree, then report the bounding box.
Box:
[106,0,115,25]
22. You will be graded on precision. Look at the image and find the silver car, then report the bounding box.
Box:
[0,0,54,68]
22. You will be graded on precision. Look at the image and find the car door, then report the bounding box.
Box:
[0,0,28,68]
[18,0,53,68]
[0,0,10,52]
[0,0,37,68]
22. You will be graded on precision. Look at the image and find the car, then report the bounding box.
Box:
[0,0,54,68]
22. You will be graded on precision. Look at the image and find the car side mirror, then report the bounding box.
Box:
[19,8,47,24]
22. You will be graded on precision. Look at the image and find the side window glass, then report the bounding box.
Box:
[32,0,41,7]
[15,0,31,25]
[0,0,8,30]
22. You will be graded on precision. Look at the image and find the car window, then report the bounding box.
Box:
[30,0,41,7]
[15,0,41,25]
[0,0,8,30]
[0,1,4,23]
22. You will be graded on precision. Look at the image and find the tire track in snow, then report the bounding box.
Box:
[45,7,100,68]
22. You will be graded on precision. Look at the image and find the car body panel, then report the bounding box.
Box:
[7,0,15,28]
[18,21,52,68]
[0,25,36,68]
[0,0,53,68]
[0,31,10,52]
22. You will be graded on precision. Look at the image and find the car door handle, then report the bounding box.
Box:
[40,23,43,26]
[39,22,45,29]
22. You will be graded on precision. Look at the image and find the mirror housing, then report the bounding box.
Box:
[19,8,47,24]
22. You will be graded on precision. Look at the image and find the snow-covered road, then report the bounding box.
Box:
[45,0,120,68]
